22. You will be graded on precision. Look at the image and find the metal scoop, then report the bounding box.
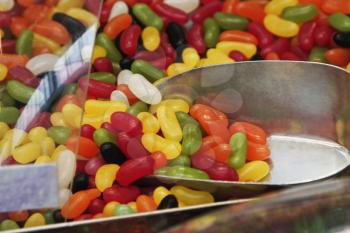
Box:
[141,61,350,199]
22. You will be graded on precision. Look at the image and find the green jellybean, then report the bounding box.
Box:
[16,29,33,57]
[6,80,34,103]
[175,112,199,129]
[309,47,328,63]
[61,84,77,97]
[114,205,135,216]
[0,220,19,231]
[112,62,121,74]
[126,101,149,116]
[214,12,249,30]
[47,126,72,145]
[281,4,318,23]
[228,132,247,169]
[182,124,202,156]
[155,165,209,180]
[328,13,350,32]
[0,107,20,124]
[169,155,191,167]
[131,59,165,83]
[0,91,16,107]
[132,3,163,31]
[90,72,116,84]
[43,211,55,224]
[204,18,220,48]
[93,128,116,146]
[96,33,122,62]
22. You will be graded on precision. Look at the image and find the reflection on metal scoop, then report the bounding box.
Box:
[142,61,350,199]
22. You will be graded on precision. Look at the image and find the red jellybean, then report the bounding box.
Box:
[93,57,113,73]
[81,124,96,140]
[10,17,29,38]
[88,199,105,214]
[110,112,142,137]
[103,186,140,203]
[7,66,40,88]
[299,0,324,8]
[229,122,267,145]
[187,23,206,54]
[153,3,189,25]
[229,50,247,61]
[101,122,118,135]
[116,156,154,186]
[74,214,93,221]
[234,2,265,23]
[325,48,350,67]
[160,32,176,66]
[247,141,270,161]
[116,84,138,104]
[150,151,168,170]
[298,21,317,51]
[314,25,334,47]
[23,112,52,132]
[222,0,239,14]
[76,160,87,174]
[104,13,132,40]
[247,22,274,48]
[117,132,149,159]
[261,38,290,57]
[280,51,302,61]
[120,24,141,57]
[99,4,112,26]
[85,157,106,176]
[1,39,16,54]
[202,135,225,150]
[134,49,167,70]
[79,78,116,99]
[23,4,51,23]
[192,1,222,24]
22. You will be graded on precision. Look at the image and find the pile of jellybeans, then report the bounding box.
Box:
[1,0,350,231]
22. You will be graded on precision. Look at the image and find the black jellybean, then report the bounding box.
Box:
[166,22,187,49]
[52,209,65,223]
[52,13,87,42]
[157,195,179,210]
[100,142,127,165]
[333,32,350,48]
[72,172,89,193]
[120,57,135,70]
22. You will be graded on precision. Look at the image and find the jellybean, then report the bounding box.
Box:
[298,21,317,51]
[157,105,182,142]
[136,195,157,212]
[264,14,299,38]
[114,205,135,216]
[247,141,270,161]
[131,60,165,83]
[66,8,98,26]
[7,66,39,88]
[235,1,265,23]
[219,30,258,45]
[25,53,59,75]
[247,21,274,48]
[187,23,206,54]
[322,0,350,15]
[85,156,105,176]
[93,58,113,73]
[314,26,334,47]
[326,48,350,67]
[0,107,20,124]
[132,3,163,31]
[103,201,120,217]
[119,25,141,57]
[261,38,290,57]
[203,18,220,48]
[127,101,149,116]
[308,47,327,63]
[238,160,270,182]
[192,1,222,24]
[166,22,187,49]
[93,128,115,146]
[95,164,120,192]
[66,136,99,158]
[52,13,86,42]
[282,4,318,23]
[163,0,199,13]
[216,41,257,59]
[153,186,171,205]
[6,80,34,103]
[103,186,140,203]
[104,13,132,40]
[13,142,41,164]
[175,111,200,129]
[80,78,116,99]
[72,173,89,193]
[142,27,160,52]
[334,32,350,48]
[169,155,191,167]
[95,33,122,63]
[137,112,160,134]
[32,20,70,45]
[182,124,202,156]
[328,13,350,32]
[265,0,298,15]
[153,3,189,25]
[228,132,247,169]
[90,72,116,84]
[117,132,149,159]
[229,122,267,145]
[214,12,249,31]
[170,186,214,206]
[128,74,162,105]
[85,99,127,116]
[23,213,45,228]
[157,195,179,209]
[0,220,19,231]
[110,111,142,137]
[57,150,76,189]
[155,165,209,179]
[16,29,33,57]
[108,1,129,21]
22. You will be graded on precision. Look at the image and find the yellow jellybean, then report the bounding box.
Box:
[40,137,56,156]
[265,0,298,15]
[238,160,270,182]
[264,14,299,38]
[166,63,192,77]
[82,114,103,129]
[56,0,85,11]
[50,112,69,127]
[35,155,52,164]
[28,127,47,143]
[157,105,182,142]
[141,133,181,159]
[103,201,120,217]
[62,103,83,129]
[92,45,107,62]
[95,164,120,192]
[216,41,257,59]
[206,49,234,65]
[24,213,46,228]
[0,139,11,162]
[13,142,41,164]
[170,186,214,206]
[182,48,200,68]
[150,99,190,114]
[127,202,138,213]
[0,63,8,81]
[51,145,67,161]
[85,100,127,115]
[153,186,172,206]
[103,105,124,123]
[346,63,350,72]
[4,128,28,150]
[67,8,98,26]
[33,33,60,53]
[142,26,160,52]
[0,122,10,140]
[137,112,160,134]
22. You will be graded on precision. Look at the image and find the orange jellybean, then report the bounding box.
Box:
[10,17,29,37]
[136,195,157,212]
[55,95,83,112]
[222,0,239,14]
[61,189,101,219]
[23,4,51,23]
[325,48,350,67]
[219,30,258,45]
[265,52,280,60]
[322,0,350,14]
[93,213,104,219]
[201,135,225,150]
[103,13,132,40]
[213,143,232,163]
[150,151,168,169]
[247,141,270,161]
[299,0,324,8]
[0,54,28,68]
[245,0,269,5]
[8,211,29,222]
[234,2,265,23]
[32,20,70,45]
[66,136,99,158]
[117,84,138,104]
[229,122,267,145]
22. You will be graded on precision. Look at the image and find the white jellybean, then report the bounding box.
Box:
[57,149,77,189]
[163,0,199,13]
[110,90,130,106]
[59,188,72,208]
[117,69,133,85]
[0,0,14,12]
[108,1,129,22]
[128,74,162,105]
[26,53,59,75]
